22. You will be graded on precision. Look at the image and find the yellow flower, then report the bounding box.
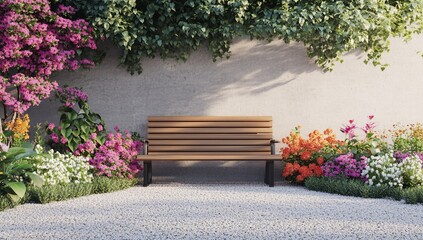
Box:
[5,114,30,141]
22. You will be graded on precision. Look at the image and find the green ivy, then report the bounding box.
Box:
[65,0,423,73]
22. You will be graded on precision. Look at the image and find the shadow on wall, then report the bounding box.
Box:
[26,38,320,183]
[29,38,319,135]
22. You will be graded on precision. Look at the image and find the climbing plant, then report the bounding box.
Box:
[66,0,423,74]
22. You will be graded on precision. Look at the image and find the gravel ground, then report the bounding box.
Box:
[0,184,422,240]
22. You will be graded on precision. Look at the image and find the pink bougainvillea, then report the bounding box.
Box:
[55,86,89,108]
[0,0,96,115]
[89,129,143,179]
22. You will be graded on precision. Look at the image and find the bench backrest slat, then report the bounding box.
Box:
[147,133,273,140]
[148,121,272,128]
[148,116,272,122]
[147,116,274,155]
[148,140,270,146]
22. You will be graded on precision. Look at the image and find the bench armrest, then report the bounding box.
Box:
[141,139,149,155]
[270,139,280,155]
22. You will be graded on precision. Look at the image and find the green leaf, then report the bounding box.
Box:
[66,128,72,138]
[5,147,26,158]
[61,121,71,129]
[10,162,32,172]
[27,172,44,188]
[61,128,67,138]
[5,182,26,198]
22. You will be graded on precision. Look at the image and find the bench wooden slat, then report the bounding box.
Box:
[148,127,272,134]
[148,116,272,122]
[148,152,271,155]
[148,140,270,146]
[148,146,271,152]
[148,121,272,128]
[147,133,273,140]
[138,154,281,161]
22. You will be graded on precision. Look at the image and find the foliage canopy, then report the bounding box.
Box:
[66,0,423,74]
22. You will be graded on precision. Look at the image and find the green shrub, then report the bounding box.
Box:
[0,190,32,211]
[0,176,139,208]
[0,146,44,203]
[0,195,14,211]
[304,177,411,201]
[29,183,94,204]
[92,177,138,194]
[403,186,423,204]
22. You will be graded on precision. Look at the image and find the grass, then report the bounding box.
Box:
[305,176,423,204]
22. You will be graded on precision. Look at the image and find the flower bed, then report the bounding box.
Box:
[282,116,423,204]
[1,84,142,211]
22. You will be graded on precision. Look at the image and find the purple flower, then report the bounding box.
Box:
[322,152,367,181]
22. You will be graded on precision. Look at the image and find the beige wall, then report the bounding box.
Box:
[28,36,423,183]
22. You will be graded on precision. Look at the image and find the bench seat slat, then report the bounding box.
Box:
[138,154,281,161]
[148,121,272,128]
[148,140,270,146]
[148,146,271,152]
[147,152,271,155]
[148,116,272,122]
[148,127,272,134]
[147,133,273,140]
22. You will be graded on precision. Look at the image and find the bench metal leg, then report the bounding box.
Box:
[268,160,274,187]
[264,161,269,185]
[148,161,153,184]
[265,160,274,187]
[143,161,151,187]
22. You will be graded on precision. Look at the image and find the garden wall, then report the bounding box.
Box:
[29,36,423,183]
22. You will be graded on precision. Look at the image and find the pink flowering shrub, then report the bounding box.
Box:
[322,152,367,181]
[89,128,143,179]
[339,115,387,157]
[0,0,96,115]
[55,86,88,108]
[46,86,106,154]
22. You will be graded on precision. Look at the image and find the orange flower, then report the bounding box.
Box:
[300,151,311,161]
[282,163,294,177]
[317,157,325,165]
[281,126,341,183]
[296,175,304,182]
[282,148,291,159]
[314,167,323,176]
[293,162,300,171]
[323,128,333,135]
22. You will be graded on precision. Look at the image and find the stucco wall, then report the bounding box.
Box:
[30,36,423,137]
[28,36,423,184]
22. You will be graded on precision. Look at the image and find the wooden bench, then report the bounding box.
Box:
[137,116,280,187]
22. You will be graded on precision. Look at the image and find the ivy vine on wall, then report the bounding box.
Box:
[65,0,423,74]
